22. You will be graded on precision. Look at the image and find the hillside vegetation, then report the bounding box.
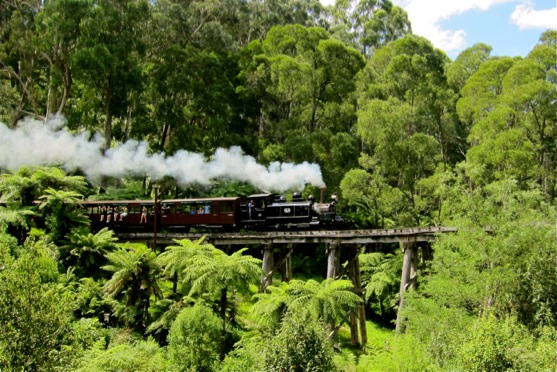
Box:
[0,0,556,370]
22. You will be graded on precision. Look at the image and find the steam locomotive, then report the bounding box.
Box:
[82,192,347,232]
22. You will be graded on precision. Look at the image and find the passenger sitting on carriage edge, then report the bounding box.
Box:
[100,205,107,222]
[140,206,147,223]
[119,207,128,221]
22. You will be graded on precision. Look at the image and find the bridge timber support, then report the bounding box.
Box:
[118,227,453,346]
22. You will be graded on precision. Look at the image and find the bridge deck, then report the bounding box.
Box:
[117,226,455,246]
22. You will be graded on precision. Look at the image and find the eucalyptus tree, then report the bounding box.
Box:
[35,0,91,118]
[456,56,516,147]
[460,31,557,198]
[345,34,456,226]
[142,0,252,156]
[446,43,492,92]
[0,0,46,122]
[327,0,411,59]
[103,244,163,332]
[238,24,364,191]
[73,0,150,153]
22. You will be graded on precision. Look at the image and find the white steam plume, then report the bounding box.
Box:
[0,116,326,191]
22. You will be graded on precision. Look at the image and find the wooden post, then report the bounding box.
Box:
[347,246,359,347]
[326,243,340,279]
[353,246,367,347]
[281,244,293,282]
[410,243,418,290]
[396,240,414,333]
[260,244,274,292]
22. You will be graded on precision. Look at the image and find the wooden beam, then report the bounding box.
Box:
[116,226,456,246]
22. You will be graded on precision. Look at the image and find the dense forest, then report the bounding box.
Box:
[0,0,556,370]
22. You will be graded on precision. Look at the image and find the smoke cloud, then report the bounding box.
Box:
[0,116,326,191]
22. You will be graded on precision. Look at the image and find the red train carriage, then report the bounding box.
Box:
[81,200,156,232]
[82,197,246,232]
[160,197,246,231]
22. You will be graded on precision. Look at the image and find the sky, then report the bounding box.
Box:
[320,0,557,59]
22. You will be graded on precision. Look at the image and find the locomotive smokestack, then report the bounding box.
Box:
[320,188,326,204]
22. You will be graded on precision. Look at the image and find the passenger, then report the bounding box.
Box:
[113,206,119,221]
[204,204,210,214]
[248,199,254,219]
[197,207,204,214]
[100,206,107,222]
[140,206,148,223]
[119,207,128,221]
[106,206,113,222]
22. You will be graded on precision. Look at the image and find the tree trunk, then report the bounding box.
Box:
[219,287,227,362]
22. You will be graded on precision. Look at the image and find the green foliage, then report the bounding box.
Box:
[359,333,433,371]
[263,308,338,372]
[399,179,557,369]
[61,226,119,279]
[0,202,34,234]
[0,3,556,370]
[103,244,163,332]
[39,187,89,243]
[0,238,78,371]
[157,236,213,292]
[360,250,401,318]
[75,337,168,372]
[251,278,362,336]
[457,313,547,371]
[184,246,263,300]
[0,166,88,205]
[167,303,222,371]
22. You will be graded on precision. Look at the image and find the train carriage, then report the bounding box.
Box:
[160,197,245,231]
[81,200,156,231]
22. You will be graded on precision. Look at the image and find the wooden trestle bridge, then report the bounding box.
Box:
[117,226,456,347]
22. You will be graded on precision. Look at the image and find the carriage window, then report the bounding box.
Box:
[129,206,142,214]
[220,202,233,212]
[161,204,171,215]
[182,204,194,214]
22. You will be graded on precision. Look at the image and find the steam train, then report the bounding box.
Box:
[82,192,347,232]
